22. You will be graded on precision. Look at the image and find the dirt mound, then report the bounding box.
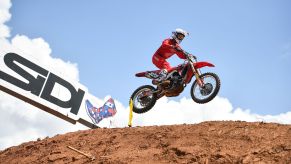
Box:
[0,121,290,163]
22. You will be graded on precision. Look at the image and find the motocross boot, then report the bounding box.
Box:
[152,69,170,85]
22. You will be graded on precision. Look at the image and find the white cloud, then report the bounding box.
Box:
[110,96,291,128]
[0,0,11,38]
[1,35,79,81]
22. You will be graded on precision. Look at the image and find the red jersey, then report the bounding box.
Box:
[154,38,186,60]
[152,38,186,71]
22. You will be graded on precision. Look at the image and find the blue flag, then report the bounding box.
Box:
[85,98,117,124]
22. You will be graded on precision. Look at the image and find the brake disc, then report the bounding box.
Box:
[200,83,213,96]
[138,96,151,106]
[137,91,152,106]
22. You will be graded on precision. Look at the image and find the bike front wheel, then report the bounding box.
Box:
[190,72,220,104]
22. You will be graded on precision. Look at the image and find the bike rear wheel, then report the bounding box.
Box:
[130,85,157,114]
[190,72,220,104]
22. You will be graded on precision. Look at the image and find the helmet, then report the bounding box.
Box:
[171,28,189,44]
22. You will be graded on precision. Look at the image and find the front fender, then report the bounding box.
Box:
[194,62,215,69]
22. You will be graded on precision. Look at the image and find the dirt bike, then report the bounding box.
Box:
[130,50,220,114]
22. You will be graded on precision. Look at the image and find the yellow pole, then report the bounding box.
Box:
[128,98,133,127]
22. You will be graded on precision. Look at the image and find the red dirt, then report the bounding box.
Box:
[0,121,290,163]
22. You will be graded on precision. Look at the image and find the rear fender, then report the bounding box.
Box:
[194,62,215,69]
[135,72,147,77]
[135,71,160,79]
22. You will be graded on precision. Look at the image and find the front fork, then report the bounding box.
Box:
[190,61,204,88]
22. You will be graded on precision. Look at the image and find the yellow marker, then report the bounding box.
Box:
[128,98,133,127]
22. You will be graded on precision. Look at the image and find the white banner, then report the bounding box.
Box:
[0,52,99,128]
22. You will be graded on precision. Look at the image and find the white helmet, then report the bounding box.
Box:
[171,28,189,44]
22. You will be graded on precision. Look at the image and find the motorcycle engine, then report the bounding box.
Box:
[169,72,183,88]
[165,72,184,97]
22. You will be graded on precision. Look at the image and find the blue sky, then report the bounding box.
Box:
[7,0,291,115]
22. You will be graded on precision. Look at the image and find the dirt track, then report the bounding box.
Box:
[0,121,290,163]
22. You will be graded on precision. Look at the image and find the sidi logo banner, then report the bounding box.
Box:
[0,52,98,128]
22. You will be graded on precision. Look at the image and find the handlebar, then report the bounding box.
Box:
[174,46,197,61]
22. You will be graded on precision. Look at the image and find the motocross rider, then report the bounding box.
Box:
[152,28,193,84]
